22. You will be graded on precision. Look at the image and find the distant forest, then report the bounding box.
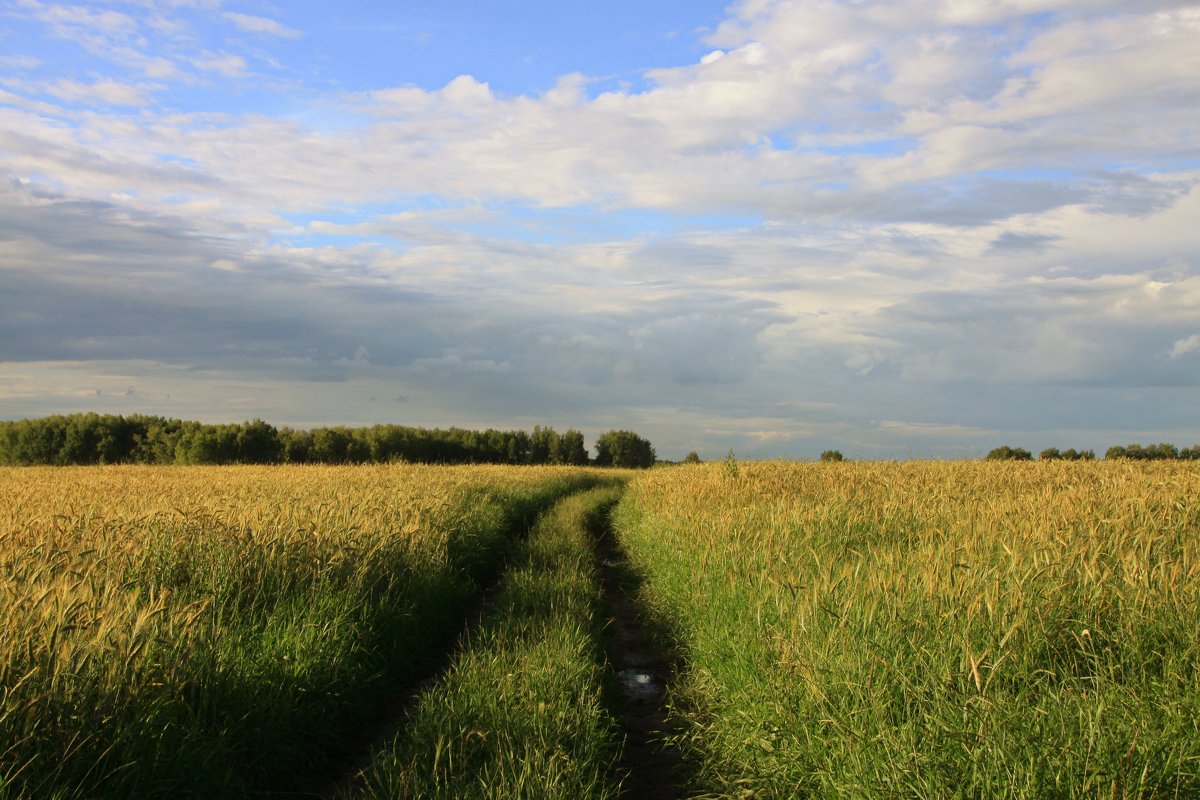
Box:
[987,443,1200,461]
[0,414,657,468]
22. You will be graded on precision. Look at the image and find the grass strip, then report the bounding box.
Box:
[612,461,1200,798]
[352,487,625,800]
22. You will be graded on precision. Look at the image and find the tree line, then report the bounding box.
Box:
[0,414,657,468]
[987,443,1200,461]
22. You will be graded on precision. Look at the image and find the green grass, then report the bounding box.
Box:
[353,487,625,800]
[611,461,1200,798]
[0,466,615,799]
[14,460,1193,799]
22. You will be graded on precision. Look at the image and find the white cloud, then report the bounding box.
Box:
[5,3,1196,223]
[439,74,493,105]
[1171,334,1200,359]
[2,1,1199,455]
[23,2,140,36]
[41,78,152,106]
[221,12,302,39]
[0,55,42,70]
[191,54,248,77]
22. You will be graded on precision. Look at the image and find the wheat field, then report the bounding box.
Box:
[0,464,607,798]
[613,460,1200,797]
[4,460,1198,798]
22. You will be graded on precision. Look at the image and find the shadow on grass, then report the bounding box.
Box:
[586,502,700,800]
[272,480,620,799]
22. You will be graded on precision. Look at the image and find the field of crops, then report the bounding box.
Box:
[3,460,1198,798]
[0,464,613,797]
[613,460,1200,797]
[354,487,625,799]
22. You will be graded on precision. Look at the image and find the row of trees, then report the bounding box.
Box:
[0,414,657,468]
[987,443,1199,461]
[1104,443,1200,461]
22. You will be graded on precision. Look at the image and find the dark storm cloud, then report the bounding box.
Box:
[0,182,452,373]
[0,177,797,435]
[868,276,1200,389]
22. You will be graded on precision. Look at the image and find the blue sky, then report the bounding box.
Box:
[1,0,1199,459]
[289,0,732,95]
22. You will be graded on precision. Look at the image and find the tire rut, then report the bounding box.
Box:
[589,503,697,799]
[277,488,697,799]
[268,514,538,799]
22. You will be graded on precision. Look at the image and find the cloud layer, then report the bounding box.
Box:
[1,0,1198,457]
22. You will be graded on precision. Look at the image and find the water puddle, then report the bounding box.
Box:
[619,668,663,701]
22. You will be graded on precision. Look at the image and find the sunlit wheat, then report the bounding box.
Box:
[614,460,1200,798]
[0,464,605,798]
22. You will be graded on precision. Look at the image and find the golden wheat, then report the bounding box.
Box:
[615,460,1200,797]
[0,463,604,797]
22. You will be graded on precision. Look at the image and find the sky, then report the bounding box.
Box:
[1,0,1198,460]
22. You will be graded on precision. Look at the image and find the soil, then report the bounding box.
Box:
[591,509,698,799]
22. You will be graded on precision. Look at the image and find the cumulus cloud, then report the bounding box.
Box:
[8,3,1194,227]
[1171,334,1200,359]
[1,1,1198,456]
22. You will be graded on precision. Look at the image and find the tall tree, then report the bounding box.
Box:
[560,429,588,465]
[593,430,656,468]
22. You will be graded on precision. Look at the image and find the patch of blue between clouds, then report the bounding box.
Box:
[971,166,1080,182]
[289,0,731,99]
[580,74,656,100]
[462,203,765,244]
[274,231,405,251]
[149,82,315,118]
[270,201,438,251]
[807,137,917,157]
[1100,158,1200,175]
[0,18,89,72]
[996,9,1060,64]
[155,154,201,169]
[3,0,728,114]
[271,200,764,250]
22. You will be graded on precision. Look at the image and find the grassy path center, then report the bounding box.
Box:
[343,487,627,799]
